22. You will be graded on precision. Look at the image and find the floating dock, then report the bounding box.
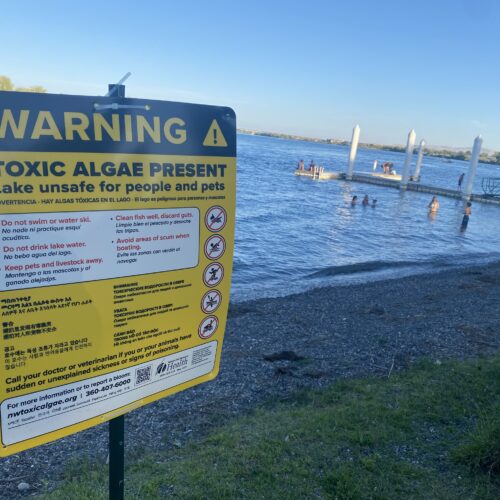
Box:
[294,170,343,180]
[295,170,500,205]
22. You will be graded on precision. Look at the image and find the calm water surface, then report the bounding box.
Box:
[232,134,500,301]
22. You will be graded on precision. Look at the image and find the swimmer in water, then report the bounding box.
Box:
[371,199,377,208]
[428,196,439,213]
[351,195,358,206]
[362,195,369,206]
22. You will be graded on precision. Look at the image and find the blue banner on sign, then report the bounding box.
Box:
[0,91,236,157]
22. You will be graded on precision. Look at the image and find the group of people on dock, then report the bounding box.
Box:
[373,160,397,175]
[297,159,325,176]
[297,159,322,171]
[351,194,377,207]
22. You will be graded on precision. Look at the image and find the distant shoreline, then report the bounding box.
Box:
[238,129,500,166]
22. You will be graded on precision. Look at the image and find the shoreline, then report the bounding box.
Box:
[2,262,500,497]
[231,255,500,304]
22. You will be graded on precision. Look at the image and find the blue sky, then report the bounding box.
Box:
[1,0,499,149]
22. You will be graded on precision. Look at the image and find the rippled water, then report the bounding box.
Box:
[232,134,500,301]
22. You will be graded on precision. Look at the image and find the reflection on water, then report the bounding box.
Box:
[232,134,500,301]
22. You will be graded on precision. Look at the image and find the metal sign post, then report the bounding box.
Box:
[109,415,125,500]
[105,76,130,500]
[108,77,128,500]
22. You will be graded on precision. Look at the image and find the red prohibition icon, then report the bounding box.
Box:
[201,290,222,314]
[204,234,226,260]
[203,262,224,287]
[199,315,219,339]
[205,206,227,232]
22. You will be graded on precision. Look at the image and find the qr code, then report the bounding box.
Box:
[135,366,152,385]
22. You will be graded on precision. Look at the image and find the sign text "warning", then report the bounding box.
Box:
[0,110,187,145]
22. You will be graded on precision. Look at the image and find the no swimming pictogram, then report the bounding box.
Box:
[204,234,226,260]
[205,206,227,232]
[201,289,222,314]
[203,262,224,287]
[198,315,219,339]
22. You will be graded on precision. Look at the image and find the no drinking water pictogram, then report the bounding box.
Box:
[201,289,222,314]
[204,234,226,260]
[205,206,227,232]
[203,262,224,287]
[199,315,219,339]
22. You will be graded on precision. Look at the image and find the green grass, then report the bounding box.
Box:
[40,356,500,499]
[452,404,500,477]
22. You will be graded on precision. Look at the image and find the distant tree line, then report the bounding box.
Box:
[362,143,500,166]
[237,129,500,167]
[0,75,46,93]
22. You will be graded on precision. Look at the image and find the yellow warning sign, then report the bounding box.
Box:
[203,119,228,147]
[0,91,236,457]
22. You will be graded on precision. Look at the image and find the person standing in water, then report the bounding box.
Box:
[461,202,472,231]
[428,196,440,214]
[458,173,465,190]
[351,195,358,206]
[362,195,369,206]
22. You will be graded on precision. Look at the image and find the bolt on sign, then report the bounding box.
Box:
[0,90,236,456]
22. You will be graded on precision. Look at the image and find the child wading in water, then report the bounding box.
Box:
[461,202,472,231]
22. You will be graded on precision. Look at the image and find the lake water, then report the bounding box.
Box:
[231,134,500,302]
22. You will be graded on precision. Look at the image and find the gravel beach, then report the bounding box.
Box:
[1,262,500,498]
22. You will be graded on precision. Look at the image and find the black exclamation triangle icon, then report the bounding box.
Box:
[203,119,227,147]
